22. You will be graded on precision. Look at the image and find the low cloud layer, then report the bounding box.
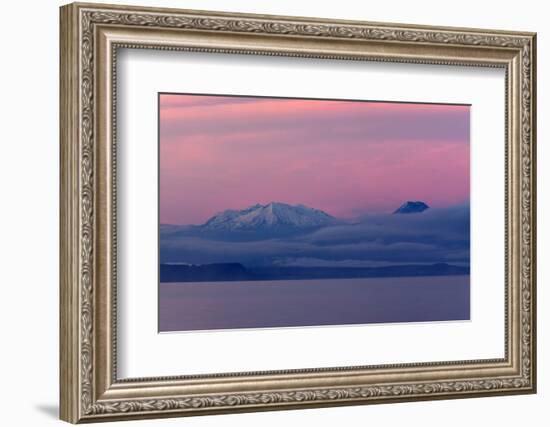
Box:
[160,204,470,268]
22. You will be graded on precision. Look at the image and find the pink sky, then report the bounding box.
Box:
[160,94,470,225]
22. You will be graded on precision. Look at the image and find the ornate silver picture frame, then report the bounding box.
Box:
[60,2,536,423]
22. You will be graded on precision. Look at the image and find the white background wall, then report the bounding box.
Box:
[0,0,545,426]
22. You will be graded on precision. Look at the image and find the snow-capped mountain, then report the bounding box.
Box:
[393,201,430,214]
[201,202,336,231]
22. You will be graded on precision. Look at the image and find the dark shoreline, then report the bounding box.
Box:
[160,262,469,283]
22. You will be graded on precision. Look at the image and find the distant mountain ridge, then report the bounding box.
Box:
[200,202,337,231]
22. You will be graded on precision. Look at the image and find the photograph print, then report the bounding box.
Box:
[159,93,471,332]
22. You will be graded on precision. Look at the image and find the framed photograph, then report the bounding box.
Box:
[60,2,537,423]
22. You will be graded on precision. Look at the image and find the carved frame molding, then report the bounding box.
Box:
[60,2,536,423]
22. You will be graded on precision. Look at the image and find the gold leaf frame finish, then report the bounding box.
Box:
[60,2,537,423]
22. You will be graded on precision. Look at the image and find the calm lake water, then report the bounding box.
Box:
[159,275,470,332]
